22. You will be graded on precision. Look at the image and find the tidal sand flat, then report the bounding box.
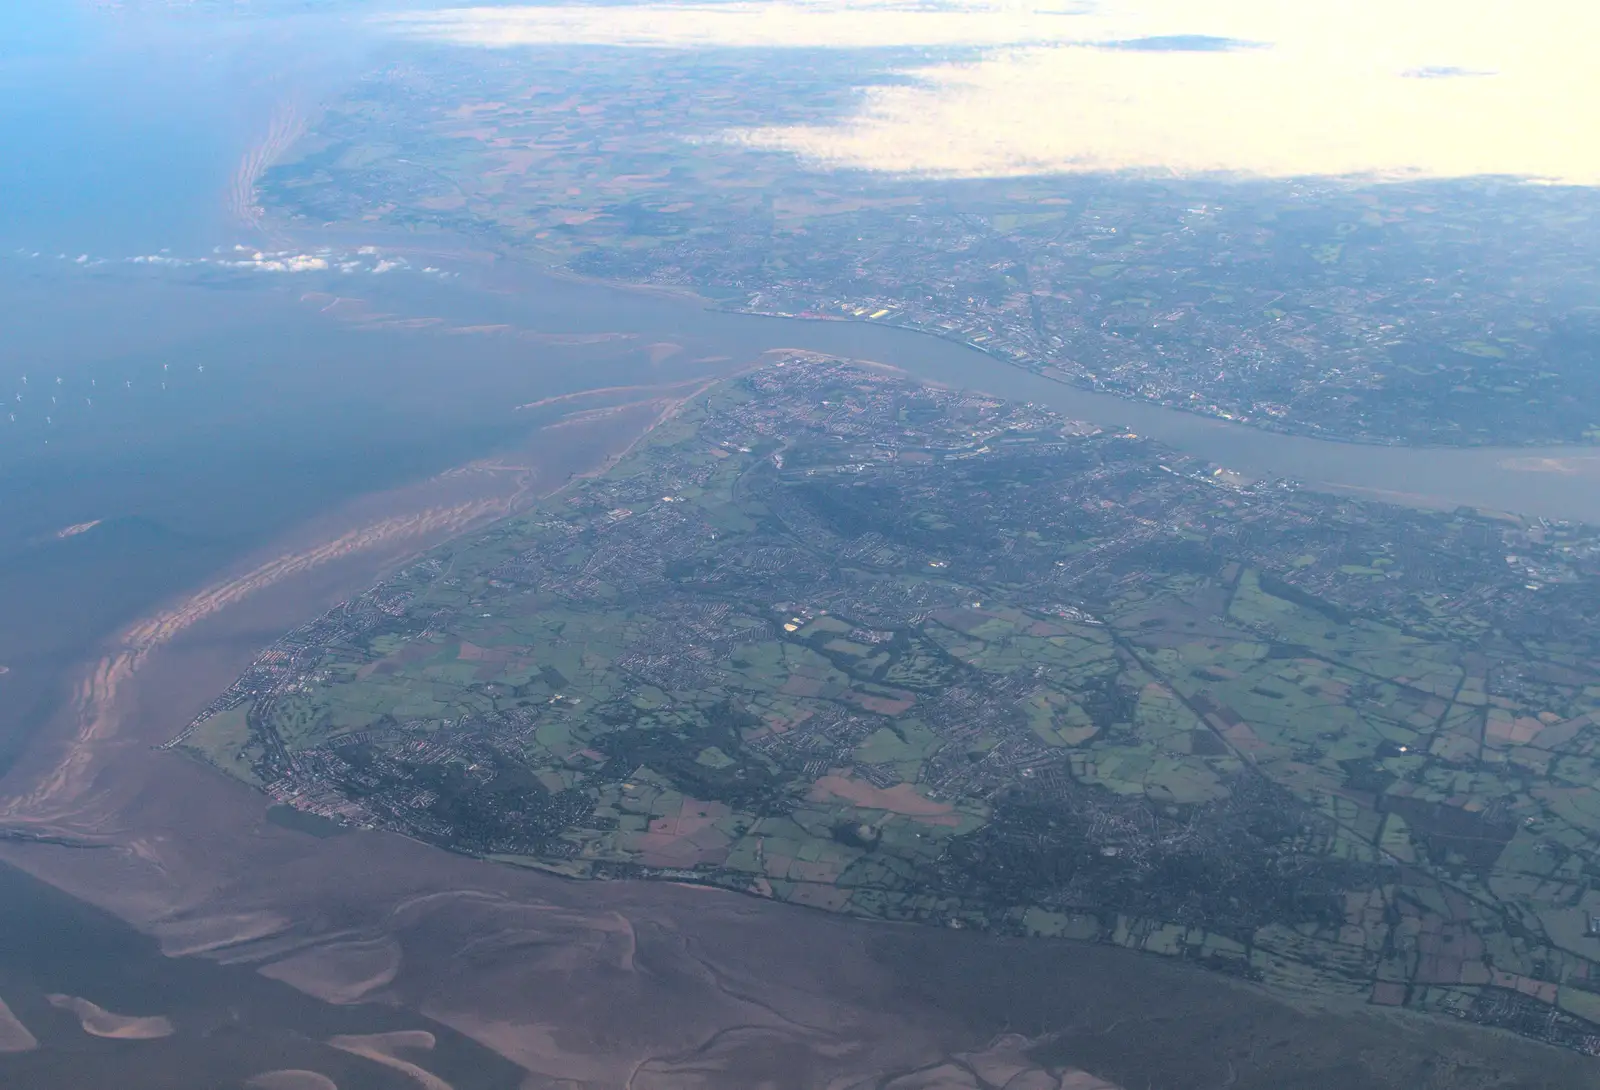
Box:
[328,1033,452,1090]
[46,994,174,1040]
[0,862,522,1090]
[8,4,1600,1083]
[246,1072,340,1090]
[0,363,1595,1088]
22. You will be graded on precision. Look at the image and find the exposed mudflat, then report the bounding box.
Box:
[246,1072,341,1090]
[46,994,174,1040]
[0,366,1593,1089]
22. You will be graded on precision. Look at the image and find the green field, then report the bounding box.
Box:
[182,359,1600,1054]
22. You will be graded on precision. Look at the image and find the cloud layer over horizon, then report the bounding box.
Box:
[384,0,1600,184]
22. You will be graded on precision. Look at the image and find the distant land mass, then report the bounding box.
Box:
[182,357,1600,1056]
[262,44,1600,446]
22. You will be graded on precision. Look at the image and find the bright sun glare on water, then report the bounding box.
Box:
[387,0,1600,183]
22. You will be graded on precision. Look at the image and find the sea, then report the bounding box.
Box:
[2,2,1600,1084]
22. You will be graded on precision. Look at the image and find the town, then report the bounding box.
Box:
[182,356,1600,1056]
[264,44,1600,446]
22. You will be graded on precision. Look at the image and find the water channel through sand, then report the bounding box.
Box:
[1,275,1598,1085]
[4,6,1600,1081]
[352,255,1600,527]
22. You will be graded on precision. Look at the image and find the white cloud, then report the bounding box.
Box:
[386,0,1600,184]
[235,252,331,272]
[386,0,1089,50]
[121,245,407,275]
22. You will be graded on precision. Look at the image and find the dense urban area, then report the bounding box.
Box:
[182,357,1600,1055]
[263,47,1600,445]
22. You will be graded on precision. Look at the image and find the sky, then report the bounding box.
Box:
[383,0,1600,183]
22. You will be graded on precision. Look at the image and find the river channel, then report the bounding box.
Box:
[4,6,1600,1086]
[376,258,1600,525]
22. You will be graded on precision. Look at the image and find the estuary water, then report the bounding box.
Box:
[0,860,525,1090]
[8,0,1600,767]
[3,3,1600,1087]
[392,261,1600,524]
[5,0,1600,777]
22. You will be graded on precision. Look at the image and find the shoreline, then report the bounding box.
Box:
[291,212,1592,454]
[0,396,665,835]
[0,359,1595,1085]
[714,303,1600,453]
[264,226,1600,522]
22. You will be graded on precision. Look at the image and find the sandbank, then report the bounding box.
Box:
[46,994,174,1039]
[246,1070,339,1090]
[328,1031,452,1090]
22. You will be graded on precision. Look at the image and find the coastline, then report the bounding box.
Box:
[0,393,667,837]
[1,356,1596,1086]
[717,304,1599,452]
[283,210,1592,454]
